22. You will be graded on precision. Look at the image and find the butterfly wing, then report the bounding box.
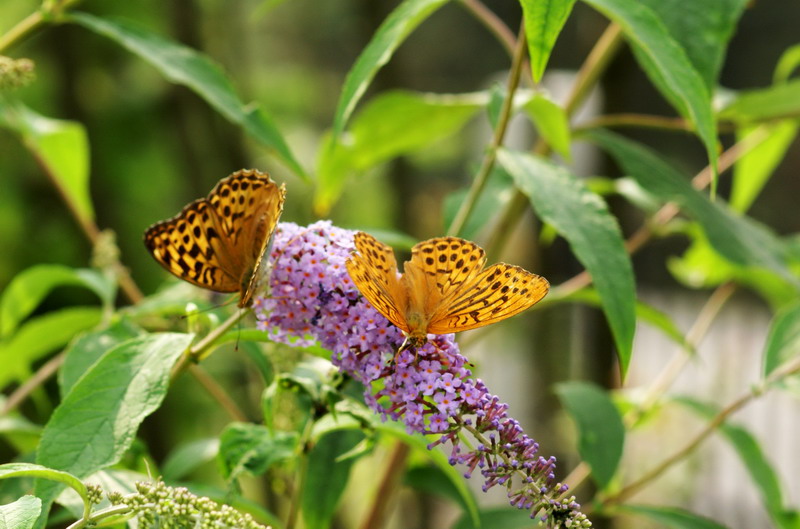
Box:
[144,199,241,293]
[207,169,286,307]
[426,262,549,334]
[408,237,487,300]
[346,232,408,332]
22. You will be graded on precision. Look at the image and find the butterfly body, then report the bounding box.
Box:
[346,232,549,348]
[144,169,285,308]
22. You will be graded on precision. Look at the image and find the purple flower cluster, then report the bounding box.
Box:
[255,221,589,527]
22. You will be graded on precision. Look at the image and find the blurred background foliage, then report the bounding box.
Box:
[3,0,800,527]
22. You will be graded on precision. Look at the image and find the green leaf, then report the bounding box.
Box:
[317,90,481,213]
[0,103,92,225]
[404,465,477,514]
[331,0,450,136]
[0,262,110,339]
[0,307,103,389]
[34,333,192,521]
[667,225,797,307]
[636,0,747,90]
[586,129,797,286]
[0,464,87,506]
[217,423,297,481]
[69,12,306,179]
[622,505,729,529]
[0,416,41,454]
[676,398,786,522]
[58,319,143,397]
[774,44,800,84]
[0,495,41,529]
[301,429,364,529]
[452,506,537,529]
[521,0,578,82]
[762,301,800,378]
[731,122,798,213]
[524,93,572,160]
[562,289,693,354]
[719,79,800,124]
[555,382,624,489]
[162,438,220,481]
[497,149,636,374]
[582,0,718,184]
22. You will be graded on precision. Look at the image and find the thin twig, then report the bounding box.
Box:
[170,308,248,380]
[2,353,64,415]
[458,0,517,60]
[187,364,248,422]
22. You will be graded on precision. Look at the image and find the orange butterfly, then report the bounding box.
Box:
[144,169,285,308]
[346,232,549,350]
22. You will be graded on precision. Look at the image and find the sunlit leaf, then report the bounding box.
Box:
[0,264,111,338]
[762,301,800,379]
[0,102,92,226]
[719,79,800,124]
[524,93,572,160]
[0,495,41,529]
[731,122,798,213]
[521,0,578,82]
[331,0,450,136]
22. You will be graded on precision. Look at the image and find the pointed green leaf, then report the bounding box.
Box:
[58,319,143,397]
[317,90,481,212]
[0,307,103,389]
[524,93,572,160]
[0,102,93,225]
[497,148,636,373]
[331,0,450,136]
[1,264,110,338]
[719,79,800,124]
[582,0,718,183]
[301,430,364,529]
[731,122,798,213]
[586,129,797,286]
[762,301,800,378]
[622,505,729,529]
[0,495,41,529]
[521,0,577,82]
[774,44,800,84]
[636,0,747,90]
[556,381,624,489]
[69,12,306,179]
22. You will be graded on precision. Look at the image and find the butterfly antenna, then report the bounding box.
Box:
[178,295,238,320]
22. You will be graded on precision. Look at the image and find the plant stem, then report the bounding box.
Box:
[447,21,527,237]
[358,441,411,529]
[2,352,64,415]
[484,23,624,259]
[187,364,248,421]
[0,0,83,53]
[602,352,800,507]
[458,0,517,60]
[635,282,736,415]
[574,113,691,133]
[170,308,248,380]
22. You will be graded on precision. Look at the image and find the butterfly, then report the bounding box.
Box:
[346,232,549,350]
[144,169,286,308]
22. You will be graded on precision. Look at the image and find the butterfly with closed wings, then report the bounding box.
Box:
[144,169,286,308]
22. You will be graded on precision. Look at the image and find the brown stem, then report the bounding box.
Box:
[2,352,65,415]
[458,0,517,60]
[187,364,248,422]
[358,442,411,529]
